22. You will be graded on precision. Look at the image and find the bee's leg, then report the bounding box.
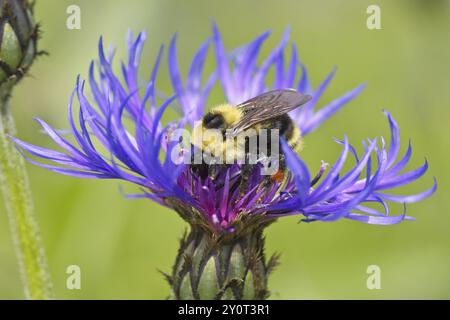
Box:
[208,163,225,181]
[239,164,252,195]
[264,152,286,188]
[190,163,208,180]
[190,161,222,183]
[239,158,254,196]
[190,144,209,180]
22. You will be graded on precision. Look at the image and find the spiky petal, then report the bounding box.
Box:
[212,23,366,135]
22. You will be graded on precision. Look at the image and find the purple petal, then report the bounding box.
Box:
[300,83,366,135]
[376,178,437,203]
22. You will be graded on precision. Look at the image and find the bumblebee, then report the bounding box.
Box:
[190,89,311,192]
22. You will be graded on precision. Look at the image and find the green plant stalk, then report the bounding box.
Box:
[0,91,53,299]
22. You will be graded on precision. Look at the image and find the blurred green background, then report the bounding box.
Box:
[1,0,449,299]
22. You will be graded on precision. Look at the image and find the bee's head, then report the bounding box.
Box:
[203,104,242,130]
[203,112,225,129]
[192,104,243,157]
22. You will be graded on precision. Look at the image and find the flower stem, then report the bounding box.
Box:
[0,90,53,299]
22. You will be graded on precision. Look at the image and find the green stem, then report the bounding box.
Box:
[0,91,53,299]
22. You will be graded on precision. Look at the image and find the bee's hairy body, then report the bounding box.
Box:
[191,104,302,179]
[189,89,311,194]
[196,104,302,152]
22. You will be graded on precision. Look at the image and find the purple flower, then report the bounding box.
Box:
[11,27,436,233]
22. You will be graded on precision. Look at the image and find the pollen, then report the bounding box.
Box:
[271,169,285,183]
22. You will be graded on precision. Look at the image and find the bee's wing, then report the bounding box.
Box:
[230,89,311,136]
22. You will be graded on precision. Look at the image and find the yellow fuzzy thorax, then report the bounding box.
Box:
[210,104,242,126]
[192,105,245,160]
[192,104,304,161]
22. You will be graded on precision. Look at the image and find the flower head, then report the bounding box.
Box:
[11,26,436,236]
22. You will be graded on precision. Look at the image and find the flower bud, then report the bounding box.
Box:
[0,0,38,85]
[168,228,279,300]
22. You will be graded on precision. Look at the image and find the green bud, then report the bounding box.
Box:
[167,227,280,300]
[0,0,39,85]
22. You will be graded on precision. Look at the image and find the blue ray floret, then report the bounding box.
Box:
[212,24,366,135]
[11,27,435,232]
[265,110,437,224]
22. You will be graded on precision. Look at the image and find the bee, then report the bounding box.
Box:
[190,89,312,193]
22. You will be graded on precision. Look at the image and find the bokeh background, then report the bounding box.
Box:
[0,0,449,299]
